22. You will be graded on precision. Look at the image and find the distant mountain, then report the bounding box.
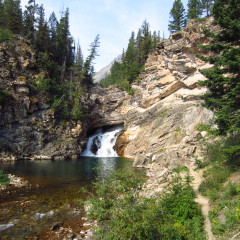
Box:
[93,54,122,82]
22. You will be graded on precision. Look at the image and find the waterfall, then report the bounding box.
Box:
[81,125,123,157]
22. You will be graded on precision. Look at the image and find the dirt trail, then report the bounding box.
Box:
[185,159,215,240]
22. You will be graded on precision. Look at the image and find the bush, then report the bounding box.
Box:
[86,170,206,240]
[0,170,10,186]
[0,28,16,42]
[30,78,52,92]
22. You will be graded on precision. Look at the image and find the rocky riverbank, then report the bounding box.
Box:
[0,173,28,191]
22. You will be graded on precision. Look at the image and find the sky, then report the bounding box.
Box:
[20,0,188,72]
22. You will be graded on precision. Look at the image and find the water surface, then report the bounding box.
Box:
[0,157,136,239]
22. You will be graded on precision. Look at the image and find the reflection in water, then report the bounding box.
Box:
[0,157,136,239]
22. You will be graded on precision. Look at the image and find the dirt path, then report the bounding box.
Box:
[185,159,215,240]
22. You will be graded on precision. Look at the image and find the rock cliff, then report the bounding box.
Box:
[0,38,85,160]
[88,18,217,172]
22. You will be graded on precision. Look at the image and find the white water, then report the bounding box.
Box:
[81,126,123,157]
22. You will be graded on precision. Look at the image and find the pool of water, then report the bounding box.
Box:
[0,157,136,239]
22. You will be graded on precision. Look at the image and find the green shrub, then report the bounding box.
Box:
[71,98,84,120]
[30,78,52,92]
[0,28,16,42]
[172,166,189,173]
[0,170,10,186]
[86,170,206,240]
[199,165,231,200]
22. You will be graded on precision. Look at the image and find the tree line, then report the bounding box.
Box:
[0,0,99,120]
[168,0,215,33]
[100,20,160,92]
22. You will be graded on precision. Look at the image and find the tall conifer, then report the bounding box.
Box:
[168,0,186,33]
[201,0,214,16]
[199,0,240,134]
[3,0,22,34]
[187,0,203,19]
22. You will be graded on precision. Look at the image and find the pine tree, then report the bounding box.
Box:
[123,31,138,83]
[35,5,49,52]
[82,34,100,86]
[187,0,203,19]
[199,0,240,134]
[201,0,214,16]
[22,0,38,42]
[168,0,186,33]
[56,8,74,73]
[3,0,22,34]
[71,42,84,91]
[136,20,152,67]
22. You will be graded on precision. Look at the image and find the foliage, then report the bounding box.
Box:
[172,166,189,173]
[86,170,206,240]
[0,169,10,186]
[3,0,22,34]
[198,0,240,135]
[100,20,160,90]
[82,34,100,87]
[30,77,52,92]
[187,0,203,20]
[168,0,186,33]
[201,0,214,16]
[0,27,16,42]
[71,96,84,120]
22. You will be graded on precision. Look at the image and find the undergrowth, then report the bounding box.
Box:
[86,169,206,240]
[0,170,10,186]
[199,133,240,239]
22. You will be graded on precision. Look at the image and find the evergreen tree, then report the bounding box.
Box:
[22,0,37,42]
[168,0,186,33]
[3,0,22,34]
[136,20,152,67]
[123,31,138,83]
[199,0,240,134]
[70,42,84,91]
[35,5,49,52]
[201,0,214,16]
[56,8,74,73]
[82,34,100,86]
[152,31,160,51]
[187,0,203,19]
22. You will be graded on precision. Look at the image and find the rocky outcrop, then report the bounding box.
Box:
[111,18,217,170]
[0,38,85,161]
[77,18,217,172]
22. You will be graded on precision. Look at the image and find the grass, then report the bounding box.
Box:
[158,108,168,118]
[0,170,10,186]
[198,133,240,239]
[172,166,189,173]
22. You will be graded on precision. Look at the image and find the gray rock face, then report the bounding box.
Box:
[0,38,85,161]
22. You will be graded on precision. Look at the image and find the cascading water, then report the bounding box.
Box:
[81,125,123,157]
